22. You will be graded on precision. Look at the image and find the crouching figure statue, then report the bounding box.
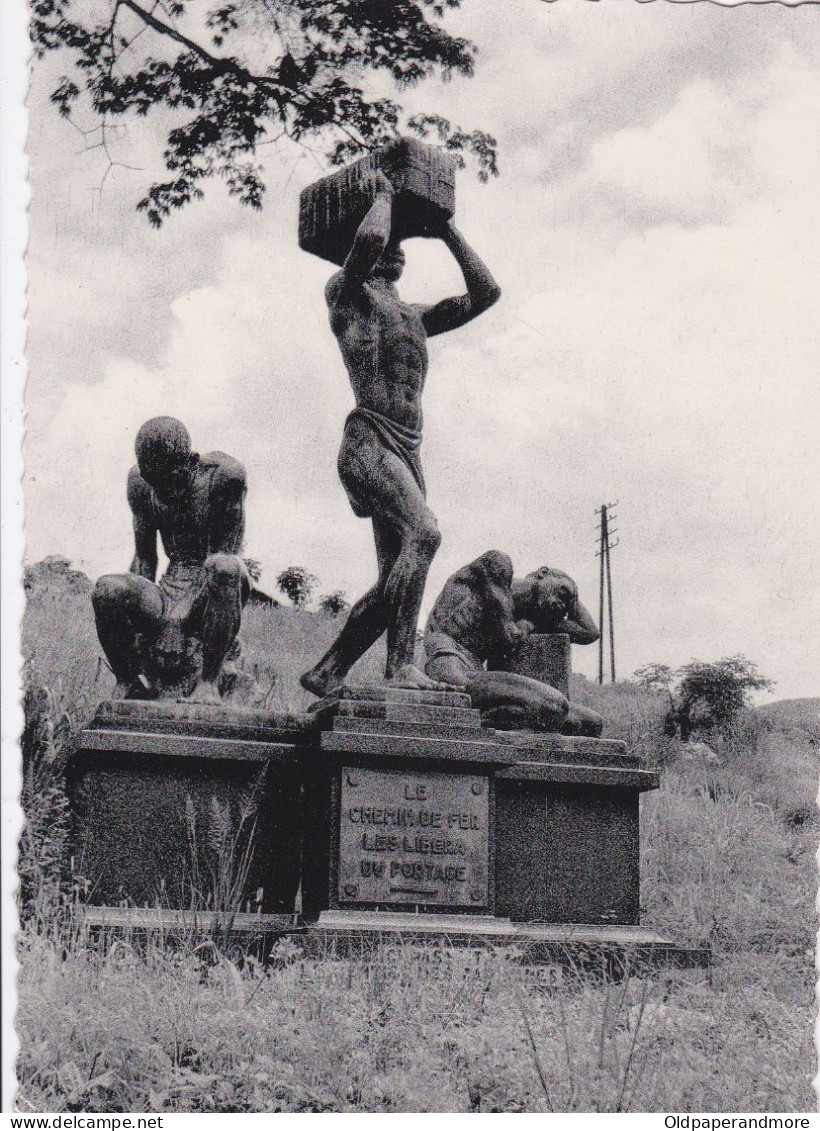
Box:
[92,416,250,703]
[424,550,603,736]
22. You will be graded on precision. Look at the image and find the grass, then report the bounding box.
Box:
[14,570,820,1112]
[15,931,814,1113]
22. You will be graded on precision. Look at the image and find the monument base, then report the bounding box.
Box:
[301,910,711,972]
[69,688,708,970]
[69,699,316,914]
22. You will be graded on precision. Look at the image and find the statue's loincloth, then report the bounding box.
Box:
[158,562,206,618]
[341,406,425,518]
[158,558,250,621]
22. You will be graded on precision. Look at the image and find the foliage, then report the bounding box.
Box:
[180,778,266,950]
[30,0,499,225]
[318,589,349,617]
[16,566,816,1111]
[631,654,774,739]
[676,656,774,733]
[16,932,814,1112]
[632,663,675,695]
[641,760,812,954]
[19,554,389,717]
[275,565,318,608]
[18,681,74,920]
[19,561,106,922]
[24,554,93,596]
[754,697,820,743]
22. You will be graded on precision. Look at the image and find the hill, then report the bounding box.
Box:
[756,697,820,742]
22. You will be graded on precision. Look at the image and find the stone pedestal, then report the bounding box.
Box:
[70,689,707,967]
[307,686,655,926]
[69,700,313,914]
[508,633,571,696]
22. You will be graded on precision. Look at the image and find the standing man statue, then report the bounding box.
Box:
[301,172,501,697]
[92,416,250,703]
[424,551,603,736]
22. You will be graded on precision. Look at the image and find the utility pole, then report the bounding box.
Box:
[595,503,619,684]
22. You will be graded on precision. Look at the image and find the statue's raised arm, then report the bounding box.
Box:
[417,220,501,338]
[424,552,603,737]
[562,597,600,646]
[332,172,396,295]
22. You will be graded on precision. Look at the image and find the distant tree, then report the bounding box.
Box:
[318,590,349,617]
[31,0,498,225]
[633,662,677,732]
[24,555,92,595]
[632,654,775,740]
[632,663,675,694]
[676,655,774,735]
[276,565,317,608]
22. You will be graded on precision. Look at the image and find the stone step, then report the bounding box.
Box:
[310,684,472,710]
[94,698,312,733]
[307,912,711,970]
[488,731,630,759]
[329,724,641,770]
[320,728,515,765]
[332,717,492,741]
[334,699,482,728]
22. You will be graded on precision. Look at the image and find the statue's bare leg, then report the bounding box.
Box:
[360,446,446,689]
[185,554,247,704]
[301,525,394,697]
[92,574,164,698]
[427,652,569,732]
[301,426,447,695]
[470,671,569,732]
[381,501,447,690]
[561,703,603,738]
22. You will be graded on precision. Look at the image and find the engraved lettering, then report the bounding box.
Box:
[340,768,489,907]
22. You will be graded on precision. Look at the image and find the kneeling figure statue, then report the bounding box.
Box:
[424,551,603,736]
[92,416,250,702]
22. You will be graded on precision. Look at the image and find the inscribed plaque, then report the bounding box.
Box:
[338,767,489,907]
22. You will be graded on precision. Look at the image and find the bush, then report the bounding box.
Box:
[15,935,813,1112]
[276,567,318,609]
[633,655,774,740]
[641,760,812,954]
[15,575,817,1112]
[19,682,73,922]
[318,591,350,618]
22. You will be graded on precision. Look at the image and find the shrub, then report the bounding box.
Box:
[633,655,775,740]
[276,567,318,609]
[318,591,350,618]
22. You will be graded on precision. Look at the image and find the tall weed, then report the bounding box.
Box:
[15,939,812,1113]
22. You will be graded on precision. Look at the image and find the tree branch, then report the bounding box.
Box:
[119,0,288,94]
[119,0,227,69]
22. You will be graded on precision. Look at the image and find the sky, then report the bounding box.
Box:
[21,0,820,699]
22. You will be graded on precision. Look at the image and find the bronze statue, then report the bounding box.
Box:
[92,416,250,702]
[424,551,603,736]
[301,171,501,696]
